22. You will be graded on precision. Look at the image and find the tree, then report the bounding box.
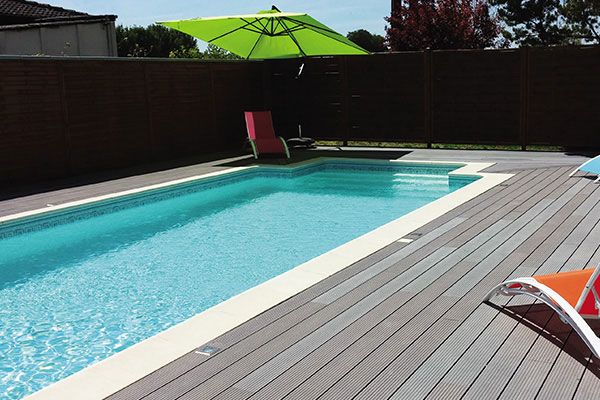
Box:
[201,44,241,60]
[116,24,198,57]
[346,29,387,52]
[386,0,501,51]
[490,0,575,46]
[168,44,241,60]
[564,0,600,43]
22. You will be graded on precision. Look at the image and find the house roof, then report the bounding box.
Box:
[0,0,86,19]
[0,0,115,29]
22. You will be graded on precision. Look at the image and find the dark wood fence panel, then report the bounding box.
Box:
[300,57,345,140]
[269,57,345,140]
[431,49,521,144]
[0,60,68,182]
[1,46,599,186]
[0,58,264,186]
[212,62,266,149]
[347,52,426,142]
[145,62,214,158]
[63,60,150,174]
[527,46,600,148]
[268,58,304,138]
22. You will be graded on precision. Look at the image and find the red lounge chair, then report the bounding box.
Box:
[244,111,290,159]
[485,266,600,357]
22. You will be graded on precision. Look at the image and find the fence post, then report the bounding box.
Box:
[341,56,351,147]
[519,46,529,151]
[56,61,72,176]
[424,49,433,148]
[142,62,156,159]
[262,60,273,110]
[208,63,219,143]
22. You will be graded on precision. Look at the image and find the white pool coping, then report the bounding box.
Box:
[22,159,513,400]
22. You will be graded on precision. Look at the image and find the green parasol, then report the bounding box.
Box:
[158,6,368,59]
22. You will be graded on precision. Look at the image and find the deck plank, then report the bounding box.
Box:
[177,169,566,399]
[107,170,537,400]
[334,172,586,400]
[419,182,600,400]
[97,162,600,400]
[265,169,577,400]
[130,171,544,398]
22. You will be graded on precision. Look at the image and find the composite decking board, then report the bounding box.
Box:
[444,182,587,298]
[165,171,544,400]
[276,168,576,400]
[312,219,467,305]
[535,330,589,400]
[460,192,599,399]
[331,173,586,400]
[330,170,584,400]
[573,358,600,400]
[421,185,600,400]
[252,166,568,400]
[100,165,600,400]
[456,182,600,400]
[132,214,488,395]
[565,215,600,268]
[146,167,548,398]
[412,168,535,232]
[125,175,524,400]
[179,167,564,398]
[135,171,544,400]
[425,182,600,400]
[176,243,469,399]
[224,238,492,398]
[497,314,573,400]
[409,169,534,232]
[107,240,412,400]
[518,210,600,400]
[0,163,231,217]
[413,194,597,399]
[444,168,563,248]
[571,244,600,389]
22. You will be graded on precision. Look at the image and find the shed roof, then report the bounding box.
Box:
[0,0,115,29]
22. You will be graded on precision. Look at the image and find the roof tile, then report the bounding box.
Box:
[0,0,88,20]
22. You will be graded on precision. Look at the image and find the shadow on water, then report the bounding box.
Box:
[485,301,600,377]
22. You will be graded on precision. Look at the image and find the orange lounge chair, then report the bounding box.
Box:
[484,267,600,357]
[244,111,290,159]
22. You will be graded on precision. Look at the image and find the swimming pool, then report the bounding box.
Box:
[0,159,478,398]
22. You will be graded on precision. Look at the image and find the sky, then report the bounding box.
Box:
[46,1,391,36]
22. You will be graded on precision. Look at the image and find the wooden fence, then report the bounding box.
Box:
[0,58,265,185]
[1,45,599,185]
[269,46,600,148]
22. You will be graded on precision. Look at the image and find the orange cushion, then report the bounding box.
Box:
[534,269,594,308]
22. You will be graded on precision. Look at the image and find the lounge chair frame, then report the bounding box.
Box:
[569,155,600,183]
[248,136,290,159]
[485,277,600,358]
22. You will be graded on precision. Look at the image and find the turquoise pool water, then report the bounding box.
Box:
[0,160,477,398]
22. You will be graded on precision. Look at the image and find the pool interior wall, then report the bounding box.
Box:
[0,159,478,398]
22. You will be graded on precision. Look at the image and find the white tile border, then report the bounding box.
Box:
[22,159,513,400]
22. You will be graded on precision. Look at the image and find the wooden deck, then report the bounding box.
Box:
[98,162,600,400]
